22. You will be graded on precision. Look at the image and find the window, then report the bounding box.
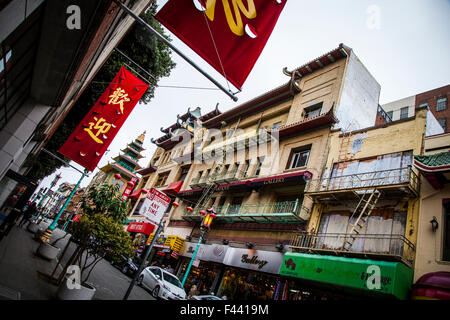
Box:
[242,160,250,177]
[254,156,265,176]
[133,199,145,215]
[304,102,323,120]
[154,172,169,187]
[272,122,282,130]
[287,145,311,169]
[400,107,409,119]
[178,166,190,181]
[437,98,447,112]
[387,111,393,121]
[438,118,447,131]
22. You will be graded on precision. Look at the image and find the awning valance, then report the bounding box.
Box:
[126,222,155,235]
[280,252,413,300]
[251,171,313,188]
[162,180,183,196]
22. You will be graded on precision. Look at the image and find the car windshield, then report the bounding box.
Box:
[162,271,183,288]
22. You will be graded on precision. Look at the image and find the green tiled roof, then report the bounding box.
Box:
[414,151,450,171]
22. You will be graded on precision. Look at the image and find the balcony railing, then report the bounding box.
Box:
[183,200,310,224]
[305,166,419,196]
[290,232,415,267]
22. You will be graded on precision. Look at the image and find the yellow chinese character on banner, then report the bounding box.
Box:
[84,117,112,144]
[108,87,130,114]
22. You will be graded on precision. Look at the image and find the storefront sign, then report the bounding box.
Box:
[182,242,229,264]
[139,188,171,225]
[222,248,284,274]
[126,222,154,236]
[279,252,413,300]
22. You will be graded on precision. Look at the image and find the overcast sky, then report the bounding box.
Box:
[36,0,450,194]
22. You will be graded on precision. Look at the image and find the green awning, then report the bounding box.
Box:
[280,252,413,300]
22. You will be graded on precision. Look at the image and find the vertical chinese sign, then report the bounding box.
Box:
[58,66,148,172]
[155,0,287,89]
[122,176,138,200]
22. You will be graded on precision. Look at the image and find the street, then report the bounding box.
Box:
[0,222,155,300]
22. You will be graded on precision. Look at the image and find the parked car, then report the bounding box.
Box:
[111,255,139,276]
[189,295,223,300]
[137,266,186,300]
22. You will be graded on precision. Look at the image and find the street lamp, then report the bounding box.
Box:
[40,169,88,243]
[181,207,216,287]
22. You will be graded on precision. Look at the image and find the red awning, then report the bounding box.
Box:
[130,188,147,199]
[126,222,155,235]
[162,180,183,195]
[251,171,313,187]
[216,180,252,191]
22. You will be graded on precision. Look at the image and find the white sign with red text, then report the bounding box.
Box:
[138,187,171,225]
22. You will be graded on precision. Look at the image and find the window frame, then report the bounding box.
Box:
[400,107,409,119]
[437,97,447,112]
[286,145,311,170]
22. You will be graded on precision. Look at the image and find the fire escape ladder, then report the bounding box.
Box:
[343,189,382,251]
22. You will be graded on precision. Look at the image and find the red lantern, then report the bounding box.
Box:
[172,202,179,207]
[127,180,135,186]
[186,206,193,212]
[141,189,148,194]
[114,173,122,180]
[199,210,206,215]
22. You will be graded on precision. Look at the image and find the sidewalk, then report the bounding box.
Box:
[0,222,154,300]
[0,222,62,299]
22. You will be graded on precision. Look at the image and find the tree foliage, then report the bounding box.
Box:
[67,183,134,284]
[27,1,176,180]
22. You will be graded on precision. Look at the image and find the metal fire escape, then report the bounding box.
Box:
[335,122,382,251]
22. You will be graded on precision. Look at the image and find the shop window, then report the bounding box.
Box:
[437,97,447,112]
[287,145,311,169]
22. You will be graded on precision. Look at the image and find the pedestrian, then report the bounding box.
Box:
[19,202,37,228]
[188,284,199,299]
[166,264,174,273]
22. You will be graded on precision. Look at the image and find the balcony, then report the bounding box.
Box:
[183,200,309,224]
[289,232,415,267]
[305,166,419,201]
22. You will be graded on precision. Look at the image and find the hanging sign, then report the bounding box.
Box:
[139,188,171,226]
[122,177,138,200]
[58,66,149,172]
[155,0,287,89]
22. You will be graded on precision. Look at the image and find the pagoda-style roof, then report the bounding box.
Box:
[414,151,450,189]
[113,153,142,169]
[121,145,144,159]
[152,106,222,150]
[101,162,137,179]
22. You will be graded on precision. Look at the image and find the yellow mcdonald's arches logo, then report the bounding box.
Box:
[203,0,257,36]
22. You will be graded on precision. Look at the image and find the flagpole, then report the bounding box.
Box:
[113,0,238,102]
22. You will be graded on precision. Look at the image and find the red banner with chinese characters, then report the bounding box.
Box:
[58,66,148,172]
[122,177,138,200]
[155,0,287,90]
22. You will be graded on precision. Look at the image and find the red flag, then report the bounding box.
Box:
[58,66,148,172]
[155,0,287,90]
